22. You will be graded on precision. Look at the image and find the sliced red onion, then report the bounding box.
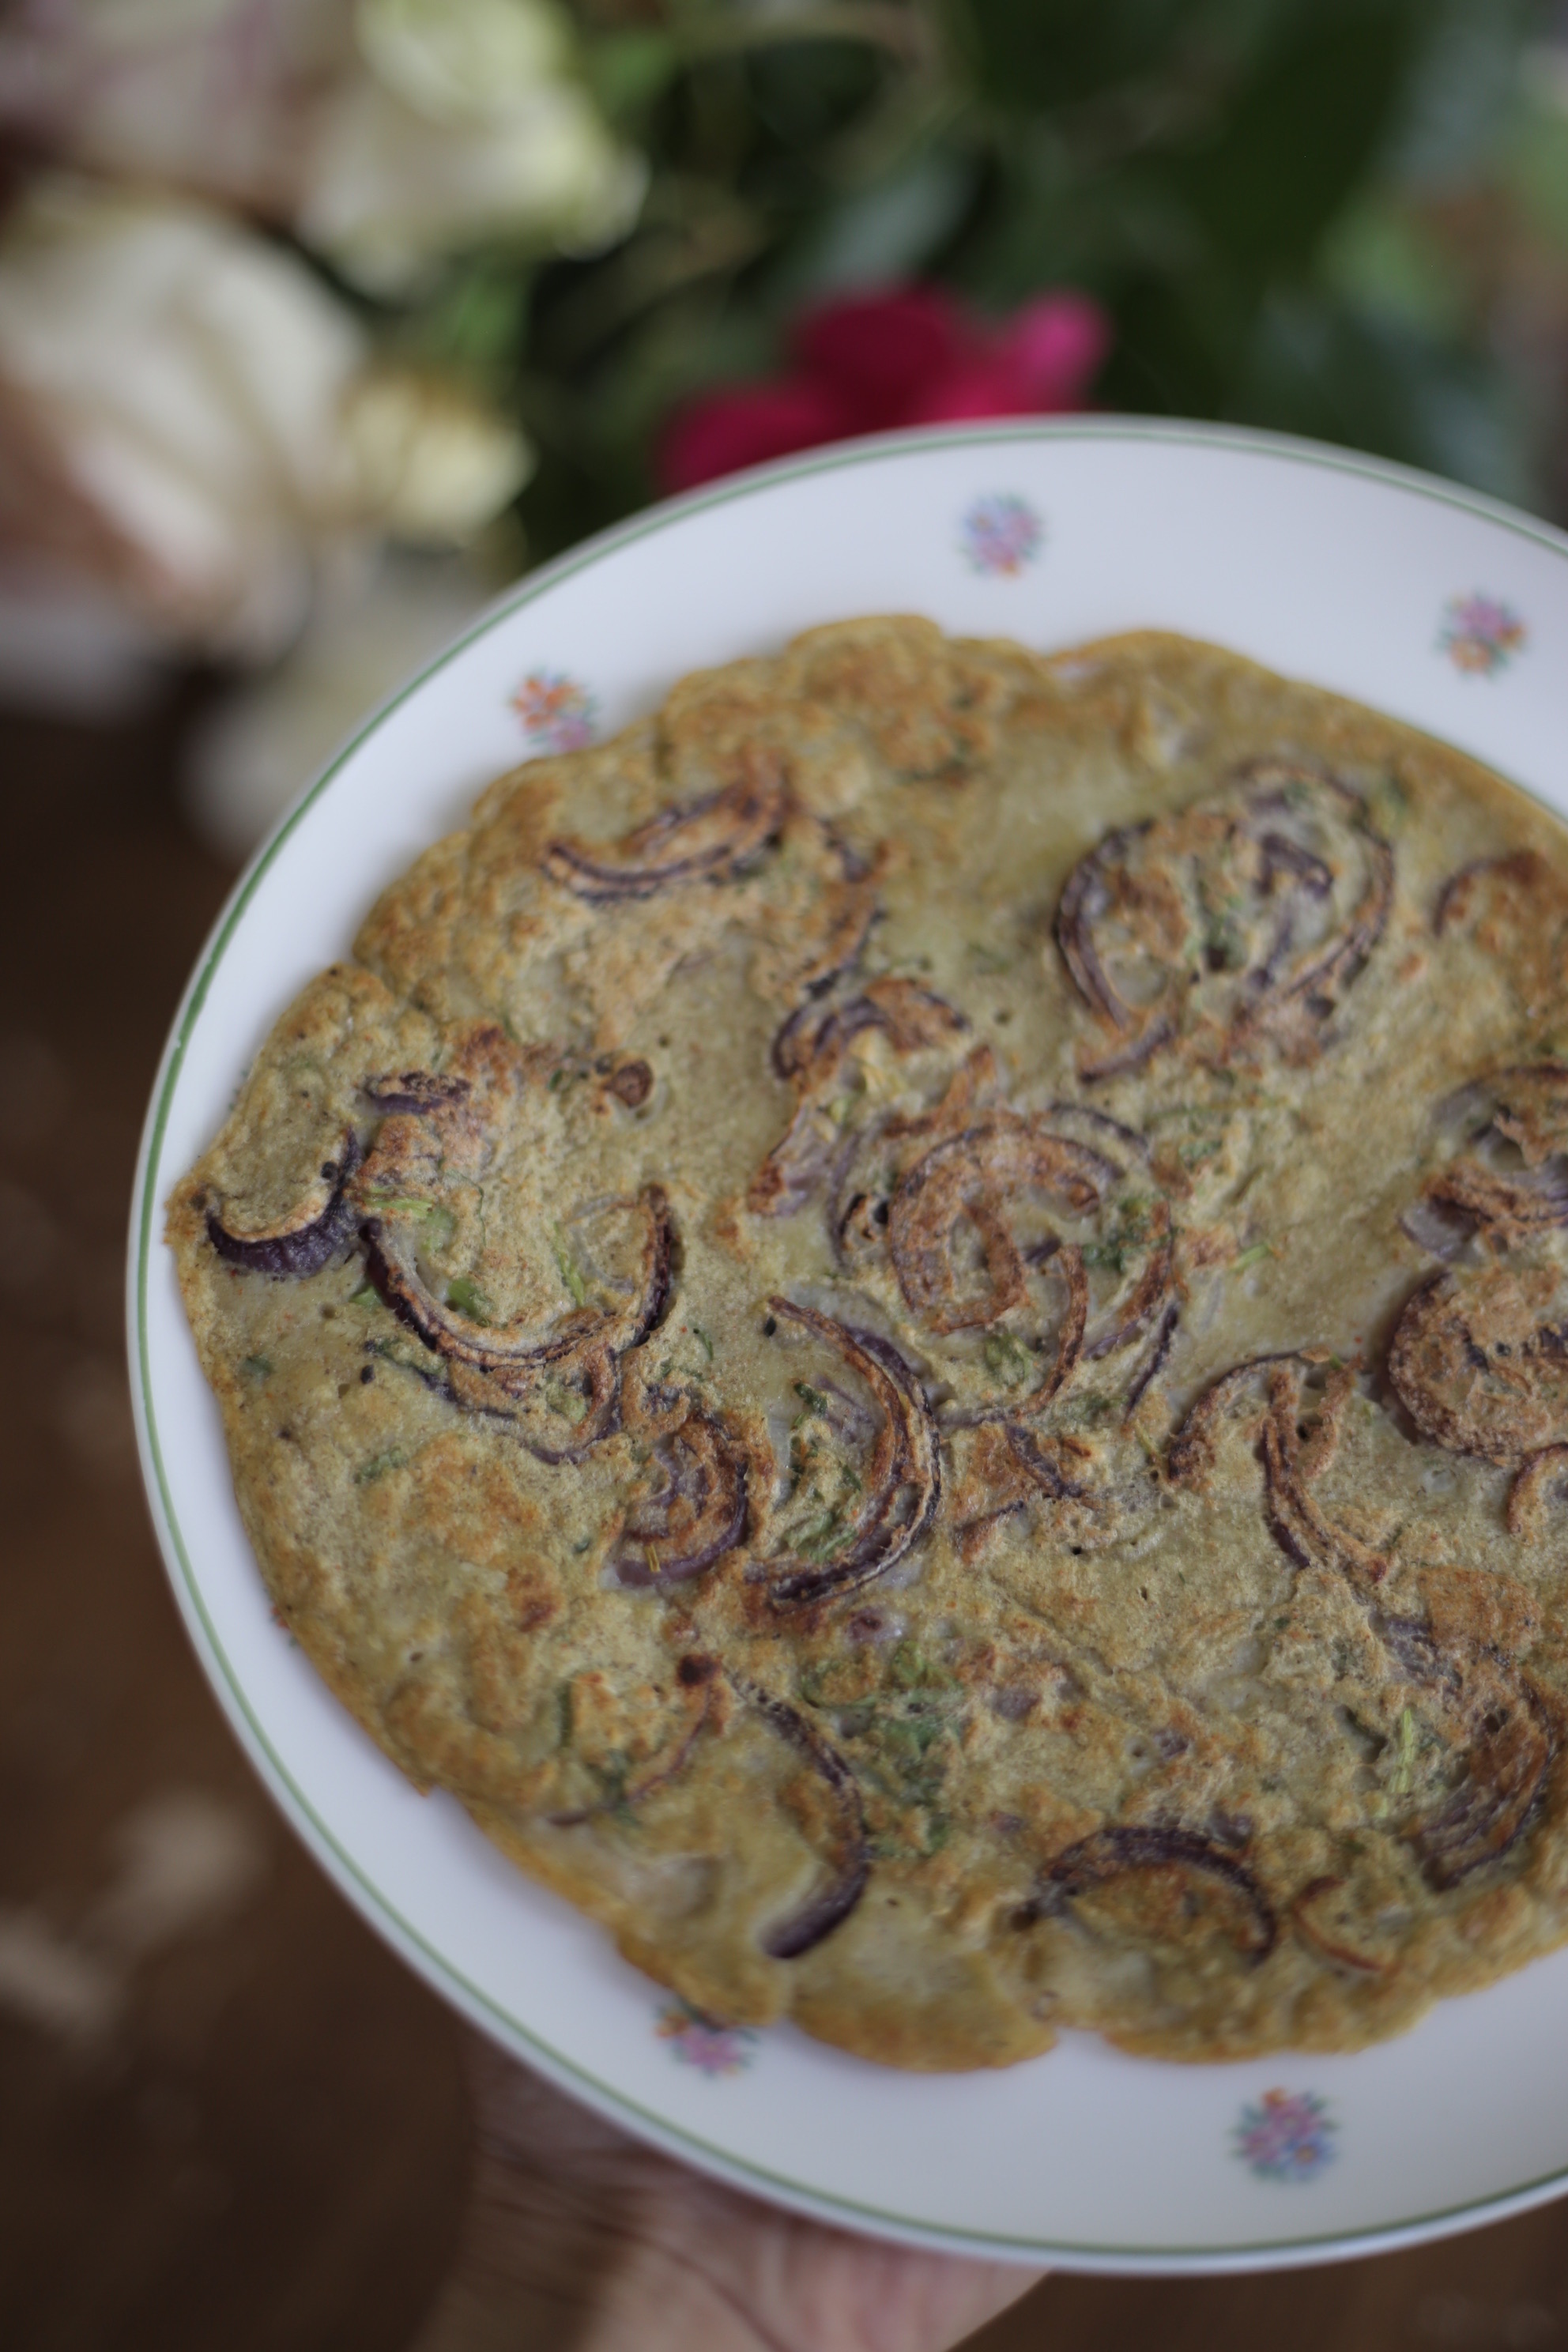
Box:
[206,1130,362,1279]
[1399,1195,1479,1262]
[362,1072,471,1115]
[1029,1825,1276,1962]
[363,1183,674,1393]
[888,1114,1106,1335]
[1056,761,1393,1076]
[732,1677,870,1958]
[1408,1663,1556,1890]
[1433,849,1544,935]
[610,1411,749,1587]
[1389,1265,1568,1468]
[1123,1300,1179,1413]
[541,752,787,903]
[760,1301,940,1611]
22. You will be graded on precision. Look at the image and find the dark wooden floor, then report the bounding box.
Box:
[3,690,1567,2350]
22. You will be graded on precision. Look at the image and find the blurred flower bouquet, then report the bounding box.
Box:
[0,0,1566,850]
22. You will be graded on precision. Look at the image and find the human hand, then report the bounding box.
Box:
[412,2031,1045,2352]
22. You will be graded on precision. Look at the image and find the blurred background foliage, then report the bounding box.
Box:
[2,0,1567,849]
[413,0,1568,557]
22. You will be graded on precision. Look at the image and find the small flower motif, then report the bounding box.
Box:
[1438,594,1528,677]
[1233,2088,1336,2182]
[513,669,597,752]
[656,1999,758,2079]
[960,494,1044,578]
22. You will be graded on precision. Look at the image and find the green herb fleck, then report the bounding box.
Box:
[1233,1242,1274,1272]
[692,1325,714,1362]
[356,1446,408,1484]
[241,1354,273,1380]
[349,1281,380,1307]
[543,1374,589,1423]
[445,1273,493,1321]
[793,1381,829,1416]
[1387,1706,1419,1800]
[982,1329,1034,1388]
[967,943,1010,974]
[551,1225,589,1307]
[889,1640,957,1694]
[362,1193,456,1247]
[788,1507,849,1560]
[1082,1195,1152,1274]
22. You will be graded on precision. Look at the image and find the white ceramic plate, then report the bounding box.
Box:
[130,420,1568,2274]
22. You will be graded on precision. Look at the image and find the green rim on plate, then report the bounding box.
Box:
[130,418,1568,2269]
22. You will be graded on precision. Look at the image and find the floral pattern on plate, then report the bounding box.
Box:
[1233,2089,1337,2182]
[960,494,1043,577]
[1438,594,1528,677]
[656,1999,760,2078]
[513,669,598,752]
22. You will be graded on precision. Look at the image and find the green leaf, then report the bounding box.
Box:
[586,28,680,120]
[1174,0,1425,279]
[241,1354,273,1381]
[551,1225,590,1308]
[445,1273,493,1322]
[949,0,1192,112]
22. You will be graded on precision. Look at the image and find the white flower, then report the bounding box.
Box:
[296,0,646,292]
[353,0,571,124]
[342,370,534,544]
[0,176,533,662]
[0,176,366,658]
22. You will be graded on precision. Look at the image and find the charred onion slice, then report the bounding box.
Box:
[1035,1826,1277,1963]
[364,1182,675,1396]
[1407,1657,1556,1890]
[1422,1065,1568,1241]
[1389,1264,1568,1467]
[752,982,969,1223]
[888,1115,1107,1335]
[206,1130,362,1278]
[361,1071,471,1116]
[1168,1354,1385,1586]
[1055,761,1393,1075]
[760,1300,940,1611]
[1167,1350,1325,1488]
[771,977,967,1088]
[1507,1442,1568,1539]
[611,1411,749,1587]
[541,751,786,903]
[732,1677,870,1958]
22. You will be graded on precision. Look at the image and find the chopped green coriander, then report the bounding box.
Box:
[551,1225,589,1307]
[355,1446,408,1484]
[543,1374,590,1423]
[241,1354,273,1380]
[982,1329,1033,1386]
[445,1273,492,1321]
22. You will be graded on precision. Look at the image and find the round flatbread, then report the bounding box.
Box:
[169,620,1568,2068]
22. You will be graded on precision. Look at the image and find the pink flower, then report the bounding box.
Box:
[659,285,1109,493]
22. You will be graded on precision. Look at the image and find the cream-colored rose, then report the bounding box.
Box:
[0,0,644,282]
[342,370,534,544]
[354,0,571,124]
[296,0,646,291]
[0,176,532,662]
[0,176,366,658]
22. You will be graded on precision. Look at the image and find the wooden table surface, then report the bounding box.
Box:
[3,691,1566,2352]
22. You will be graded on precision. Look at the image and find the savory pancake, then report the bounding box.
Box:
[169,620,1568,2067]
